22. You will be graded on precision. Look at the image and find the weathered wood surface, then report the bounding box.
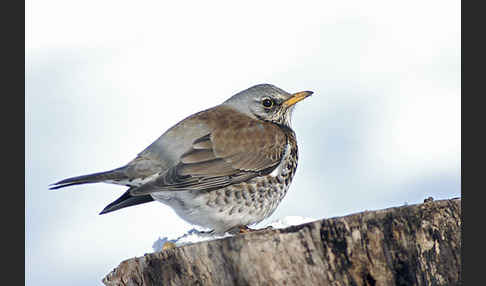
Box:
[103,198,461,286]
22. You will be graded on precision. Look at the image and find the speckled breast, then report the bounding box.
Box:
[206,142,298,224]
[152,127,299,233]
[204,129,298,230]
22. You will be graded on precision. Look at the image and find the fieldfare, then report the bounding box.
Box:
[50,84,314,234]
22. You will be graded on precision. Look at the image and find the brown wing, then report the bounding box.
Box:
[130,113,288,195]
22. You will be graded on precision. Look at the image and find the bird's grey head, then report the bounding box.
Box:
[223,83,313,127]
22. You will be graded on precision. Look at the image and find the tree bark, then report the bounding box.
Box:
[103,198,461,286]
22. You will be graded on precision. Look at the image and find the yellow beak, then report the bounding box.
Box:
[282,91,314,108]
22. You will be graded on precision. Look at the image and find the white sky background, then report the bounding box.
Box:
[26,1,460,285]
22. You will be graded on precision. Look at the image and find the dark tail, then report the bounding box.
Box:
[99,189,154,214]
[49,167,127,190]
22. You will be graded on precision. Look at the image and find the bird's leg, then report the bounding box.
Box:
[238,225,253,234]
[226,225,252,234]
[228,225,275,235]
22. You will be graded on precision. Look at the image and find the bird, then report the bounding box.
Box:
[50,84,314,234]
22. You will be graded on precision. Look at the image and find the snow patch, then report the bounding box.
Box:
[152,228,231,252]
[152,216,317,252]
[263,216,316,229]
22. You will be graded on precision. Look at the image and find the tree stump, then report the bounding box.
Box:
[103,198,461,286]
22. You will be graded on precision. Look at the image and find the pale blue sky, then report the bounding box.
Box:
[26,1,460,285]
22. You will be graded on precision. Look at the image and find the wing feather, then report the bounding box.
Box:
[130,108,288,196]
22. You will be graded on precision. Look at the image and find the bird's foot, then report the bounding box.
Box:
[238,225,253,234]
[228,225,275,235]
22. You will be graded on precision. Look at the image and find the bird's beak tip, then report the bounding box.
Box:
[283,90,314,107]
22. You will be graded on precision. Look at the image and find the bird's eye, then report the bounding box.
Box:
[262,98,274,108]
